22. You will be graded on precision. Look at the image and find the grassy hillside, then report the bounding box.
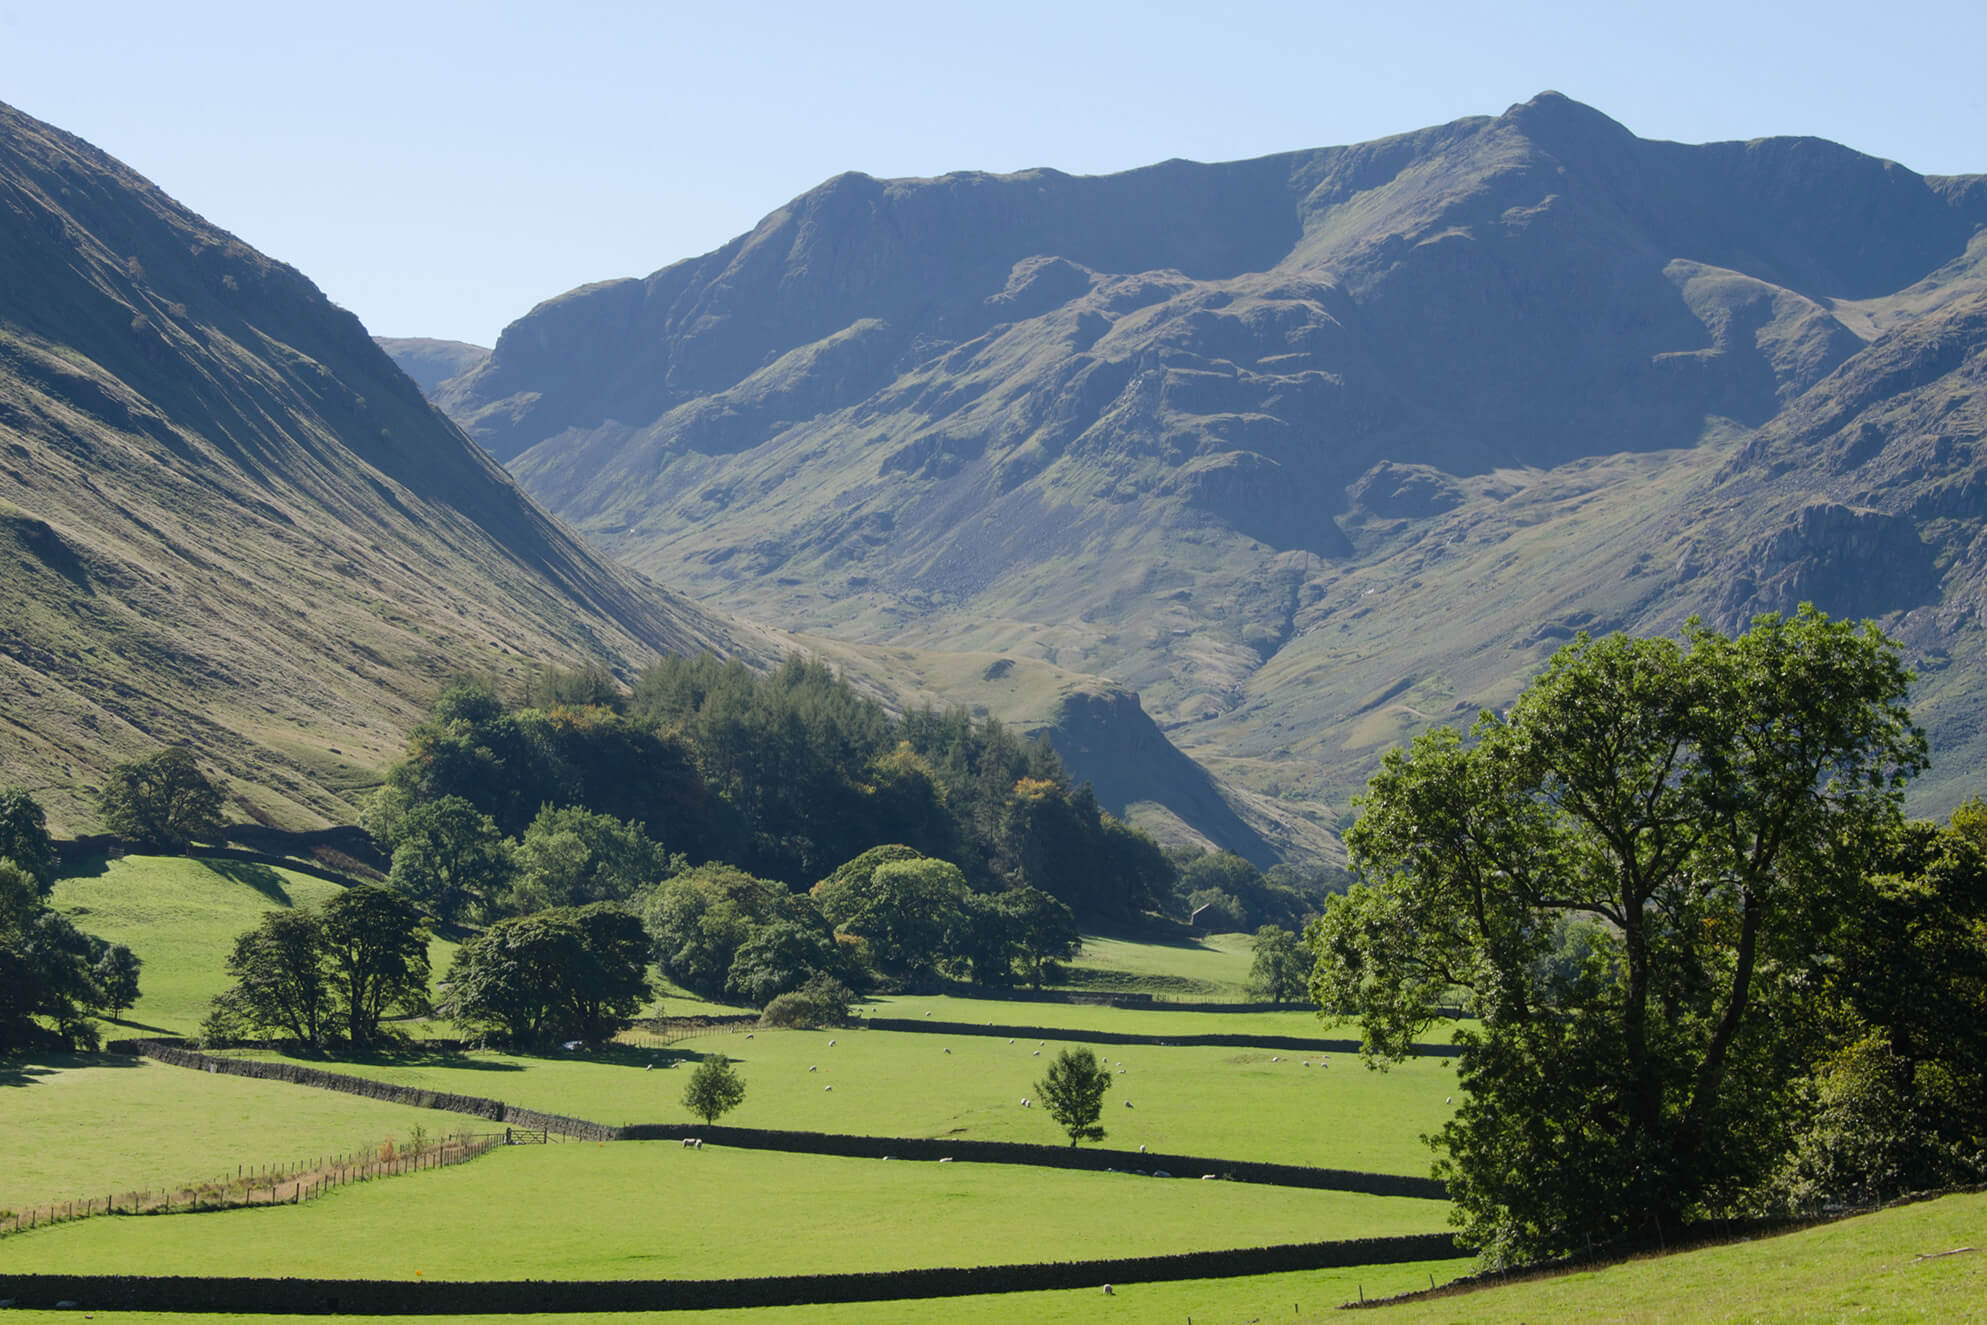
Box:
[1373,1189,1987,1322]
[50,854,454,1038]
[0,100,777,833]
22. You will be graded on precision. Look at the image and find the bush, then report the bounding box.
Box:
[758,973,855,1029]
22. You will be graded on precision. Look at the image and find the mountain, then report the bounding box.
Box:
[0,101,780,833]
[375,337,490,395]
[424,93,1987,823]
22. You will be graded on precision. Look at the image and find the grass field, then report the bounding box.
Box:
[0,1143,1451,1280]
[0,1053,464,1214]
[0,1259,1475,1325]
[229,1019,1457,1174]
[1049,932,1256,999]
[50,855,455,1038]
[867,993,1465,1045]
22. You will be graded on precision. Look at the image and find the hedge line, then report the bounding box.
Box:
[864,1017,1463,1057]
[0,1232,1460,1313]
[128,1042,1445,1197]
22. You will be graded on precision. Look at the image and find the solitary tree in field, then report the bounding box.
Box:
[682,1053,746,1124]
[97,748,223,852]
[1036,1046,1110,1146]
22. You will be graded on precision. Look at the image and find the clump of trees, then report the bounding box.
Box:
[365,657,1177,926]
[1308,608,1984,1266]
[205,884,429,1049]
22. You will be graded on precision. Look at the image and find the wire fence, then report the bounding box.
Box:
[0,1129,505,1238]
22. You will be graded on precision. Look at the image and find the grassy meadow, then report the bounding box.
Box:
[50,854,454,1038]
[0,1054,462,1214]
[230,1024,1458,1174]
[0,1143,1450,1280]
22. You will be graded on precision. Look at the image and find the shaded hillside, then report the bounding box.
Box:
[0,101,775,832]
[376,337,489,395]
[426,93,1987,823]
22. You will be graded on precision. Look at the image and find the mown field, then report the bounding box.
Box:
[228,1026,1458,1174]
[0,1054,454,1214]
[0,1143,1450,1280]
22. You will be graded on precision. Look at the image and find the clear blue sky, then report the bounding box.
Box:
[5,0,1982,346]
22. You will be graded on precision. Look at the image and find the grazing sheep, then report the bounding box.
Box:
[809,1065,817,1072]
[1102,1285,1114,1296]
[1201,1174,1217,1180]
[1446,1096,1453,1104]
[824,1085,833,1092]
[1124,1100,1134,1108]
[644,1064,654,1072]
[1008,1039,1015,1044]
[1272,1056,1280,1062]
[924,1011,931,1017]
[745,1033,754,1039]
[828,1039,836,1046]
[1020,1098,1030,1107]
[939,1157,954,1163]
[682,1138,695,1148]
[1138,1144,1146,1153]
[1032,1050,1041,1056]
[943,1047,951,1054]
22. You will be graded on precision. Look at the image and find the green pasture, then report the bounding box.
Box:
[232,1019,1457,1174]
[1049,932,1257,999]
[50,855,455,1038]
[0,1054,462,1214]
[0,1260,1473,1325]
[0,1142,1450,1280]
[866,993,1464,1045]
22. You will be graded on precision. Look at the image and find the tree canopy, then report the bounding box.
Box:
[97,748,223,852]
[437,903,651,1047]
[1035,1046,1111,1147]
[1309,608,1927,1263]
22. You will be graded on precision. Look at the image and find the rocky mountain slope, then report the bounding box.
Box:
[0,101,778,832]
[425,93,1987,824]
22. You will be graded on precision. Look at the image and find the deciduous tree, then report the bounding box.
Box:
[682,1052,746,1124]
[1309,608,1925,1263]
[97,748,223,852]
[1036,1046,1111,1147]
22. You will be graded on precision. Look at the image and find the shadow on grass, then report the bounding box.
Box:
[54,852,112,880]
[202,858,292,906]
[0,1051,147,1087]
[103,1016,179,1035]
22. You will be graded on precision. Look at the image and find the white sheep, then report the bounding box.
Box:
[809,1065,817,1072]
[939,1157,954,1163]
[1032,1050,1041,1056]
[1138,1144,1146,1153]
[943,1047,951,1054]
[824,1085,833,1092]
[828,1039,836,1046]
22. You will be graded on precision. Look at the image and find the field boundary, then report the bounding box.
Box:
[0,1232,1462,1312]
[864,1017,1462,1055]
[120,1041,1446,1197]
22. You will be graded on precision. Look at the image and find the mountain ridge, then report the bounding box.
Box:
[417,92,1987,822]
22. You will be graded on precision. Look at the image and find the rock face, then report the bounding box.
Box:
[424,92,1987,822]
[0,101,768,830]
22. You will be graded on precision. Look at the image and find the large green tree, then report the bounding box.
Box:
[205,909,334,1045]
[97,748,223,852]
[384,795,511,924]
[320,885,432,1048]
[1244,925,1311,1003]
[1309,608,1926,1263]
[437,904,650,1046]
